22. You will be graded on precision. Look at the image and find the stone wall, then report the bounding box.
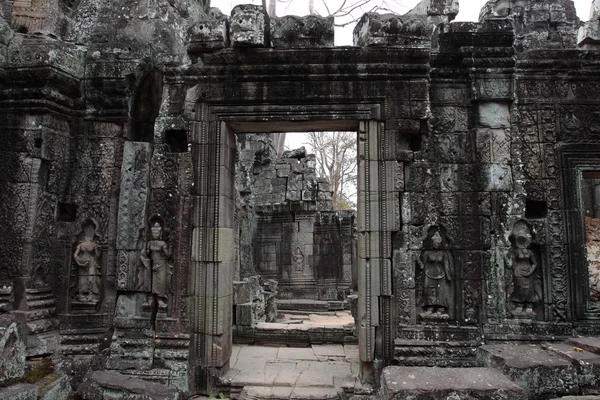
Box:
[2,0,600,394]
[236,134,357,301]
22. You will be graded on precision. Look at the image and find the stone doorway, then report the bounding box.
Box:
[187,107,391,392]
[234,131,357,307]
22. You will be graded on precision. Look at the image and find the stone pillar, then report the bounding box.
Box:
[357,120,396,384]
[116,141,152,292]
[189,117,235,394]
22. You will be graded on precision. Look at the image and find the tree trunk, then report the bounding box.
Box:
[309,0,315,15]
[268,0,276,17]
[200,0,210,15]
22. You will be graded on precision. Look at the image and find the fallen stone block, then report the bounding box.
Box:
[0,383,37,400]
[0,314,26,386]
[380,366,527,399]
[37,373,71,400]
[77,370,180,400]
[477,344,578,398]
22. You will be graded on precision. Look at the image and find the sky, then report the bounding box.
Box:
[210,0,594,150]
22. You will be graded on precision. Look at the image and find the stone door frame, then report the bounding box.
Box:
[561,144,600,322]
[188,101,393,392]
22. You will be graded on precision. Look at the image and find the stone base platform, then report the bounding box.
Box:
[380,366,527,399]
[220,344,364,399]
[477,339,600,398]
[394,339,480,367]
[394,324,482,367]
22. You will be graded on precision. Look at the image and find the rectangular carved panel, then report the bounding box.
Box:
[116,142,151,290]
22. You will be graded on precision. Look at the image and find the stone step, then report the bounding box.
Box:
[277,299,347,312]
[77,371,179,400]
[394,339,479,367]
[234,323,355,347]
[477,344,579,398]
[239,386,342,400]
[27,299,56,310]
[26,289,54,302]
[380,366,527,399]
[567,337,600,355]
[545,343,600,395]
[25,307,56,321]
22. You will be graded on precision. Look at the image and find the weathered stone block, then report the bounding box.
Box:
[187,13,229,52]
[481,164,513,192]
[476,128,511,164]
[478,102,511,128]
[233,280,253,304]
[0,383,37,400]
[230,4,269,47]
[354,13,431,47]
[38,373,71,400]
[477,344,578,398]
[381,366,526,399]
[270,15,334,48]
[235,303,253,327]
[546,343,600,394]
[0,314,26,387]
[77,371,180,400]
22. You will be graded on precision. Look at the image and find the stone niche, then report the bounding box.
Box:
[235,134,356,302]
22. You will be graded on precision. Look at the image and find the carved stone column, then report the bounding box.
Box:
[357,120,396,383]
[189,115,235,394]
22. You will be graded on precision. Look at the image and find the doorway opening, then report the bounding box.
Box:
[232,130,358,341]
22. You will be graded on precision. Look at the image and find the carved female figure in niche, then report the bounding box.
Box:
[417,226,454,320]
[508,220,542,318]
[140,215,173,313]
[73,219,101,304]
[293,247,304,272]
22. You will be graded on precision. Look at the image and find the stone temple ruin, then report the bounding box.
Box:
[4,0,600,398]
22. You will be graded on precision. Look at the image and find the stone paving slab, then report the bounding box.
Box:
[278,347,318,360]
[239,385,341,399]
[380,366,527,400]
[312,344,346,358]
[344,345,360,361]
[222,345,359,398]
[567,337,600,355]
[238,345,279,359]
